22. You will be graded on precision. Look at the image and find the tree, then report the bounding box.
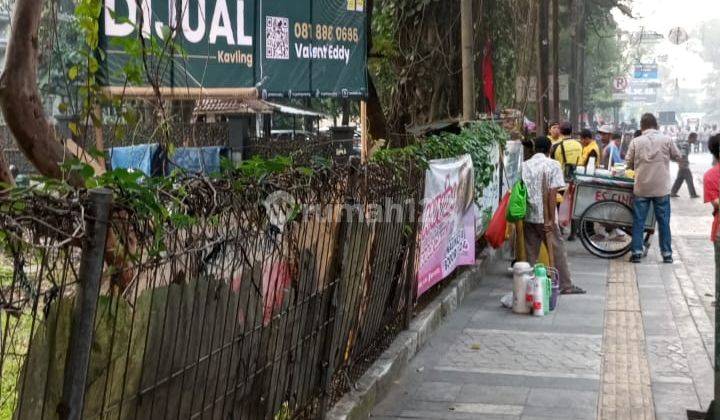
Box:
[369,0,537,142]
[0,0,81,184]
[0,151,12,186]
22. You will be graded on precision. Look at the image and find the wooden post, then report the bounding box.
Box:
[460,0,475,122]
[360,100,369,163]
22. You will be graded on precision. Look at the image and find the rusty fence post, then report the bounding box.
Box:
[317,162,358,417]
[58,188,112,420]
[404,180,423,329]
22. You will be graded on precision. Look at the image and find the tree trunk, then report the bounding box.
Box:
[460,0,475,121]
[577,0,586,128]
[365,0,390,144]
[537,0,550,135]
[0,0,74,183]
[0,149,13,186]
[569,0,578,128]
[0,0,131,288]
[552,0,560,122]
[341,100,350,126]
[367,75,389,143]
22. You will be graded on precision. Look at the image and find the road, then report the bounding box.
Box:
[370,152,717,420]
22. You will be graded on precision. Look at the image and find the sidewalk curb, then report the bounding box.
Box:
[327,257,490,420]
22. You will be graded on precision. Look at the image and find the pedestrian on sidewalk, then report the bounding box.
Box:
[671,132,699,199]
[522,136,586,295]
[626,113,682,264]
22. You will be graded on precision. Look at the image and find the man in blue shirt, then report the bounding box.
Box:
[598,125,624,168]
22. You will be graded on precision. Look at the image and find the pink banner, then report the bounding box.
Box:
[417,155,476,297]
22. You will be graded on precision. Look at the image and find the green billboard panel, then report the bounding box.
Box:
[99,0,367,98]
[259,0,367,99]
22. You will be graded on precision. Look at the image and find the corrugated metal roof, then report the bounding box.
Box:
[194,98,276,115]
[194,99,327,118]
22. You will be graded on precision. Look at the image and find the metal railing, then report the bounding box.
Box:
[0,162,422,420]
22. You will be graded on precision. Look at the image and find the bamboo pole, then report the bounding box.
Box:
[102,86,259,99]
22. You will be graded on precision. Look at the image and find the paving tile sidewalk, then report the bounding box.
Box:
[370,244,713,419]
[370,244,610,420]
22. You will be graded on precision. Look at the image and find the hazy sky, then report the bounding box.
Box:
[613,0,720,91]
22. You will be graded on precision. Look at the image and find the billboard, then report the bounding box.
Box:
[99,0,368,98]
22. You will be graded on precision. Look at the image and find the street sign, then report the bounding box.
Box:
[669,27,689,45]
[633,63,659,80]
[613,76,629,93]
[630,80,662,89]
[630,30,664,45]
[627,93,657,103]
[99,0,369,98]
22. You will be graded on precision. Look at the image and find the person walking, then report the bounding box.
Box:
[626,113,682,264]
[522,136,586,294]
[671,132,699,198]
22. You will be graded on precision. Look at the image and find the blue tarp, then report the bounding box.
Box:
[109,144,161,176]
[168,147,227,174]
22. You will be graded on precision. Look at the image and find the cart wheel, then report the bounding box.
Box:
[578,200,634,259]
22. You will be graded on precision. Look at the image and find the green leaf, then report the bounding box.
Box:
[68,122,79,136]
[68,66,79,81]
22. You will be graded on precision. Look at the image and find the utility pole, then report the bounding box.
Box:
[570,0,578,128]
[552,0,560,123]
[461,0,475,122]
[538,0,550,134]
[577,0,586,129]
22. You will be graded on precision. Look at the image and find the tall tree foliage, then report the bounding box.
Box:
[369,0,536,140]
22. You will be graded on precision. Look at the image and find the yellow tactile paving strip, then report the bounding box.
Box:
[598,260,656,420]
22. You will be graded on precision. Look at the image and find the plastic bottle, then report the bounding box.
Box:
[525,276,535,311]
[533,265,547,317]
[544,274,552,313]
[512,262,533,314]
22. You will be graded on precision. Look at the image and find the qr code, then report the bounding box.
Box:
[266,16,289,60]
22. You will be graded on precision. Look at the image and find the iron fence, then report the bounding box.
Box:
[0,161,422,420]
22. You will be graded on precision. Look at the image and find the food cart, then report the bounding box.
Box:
[572,174,655,259]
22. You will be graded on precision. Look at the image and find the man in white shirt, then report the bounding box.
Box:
[522,136,586,294]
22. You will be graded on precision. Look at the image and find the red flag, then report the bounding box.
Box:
[483,41,496,113]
